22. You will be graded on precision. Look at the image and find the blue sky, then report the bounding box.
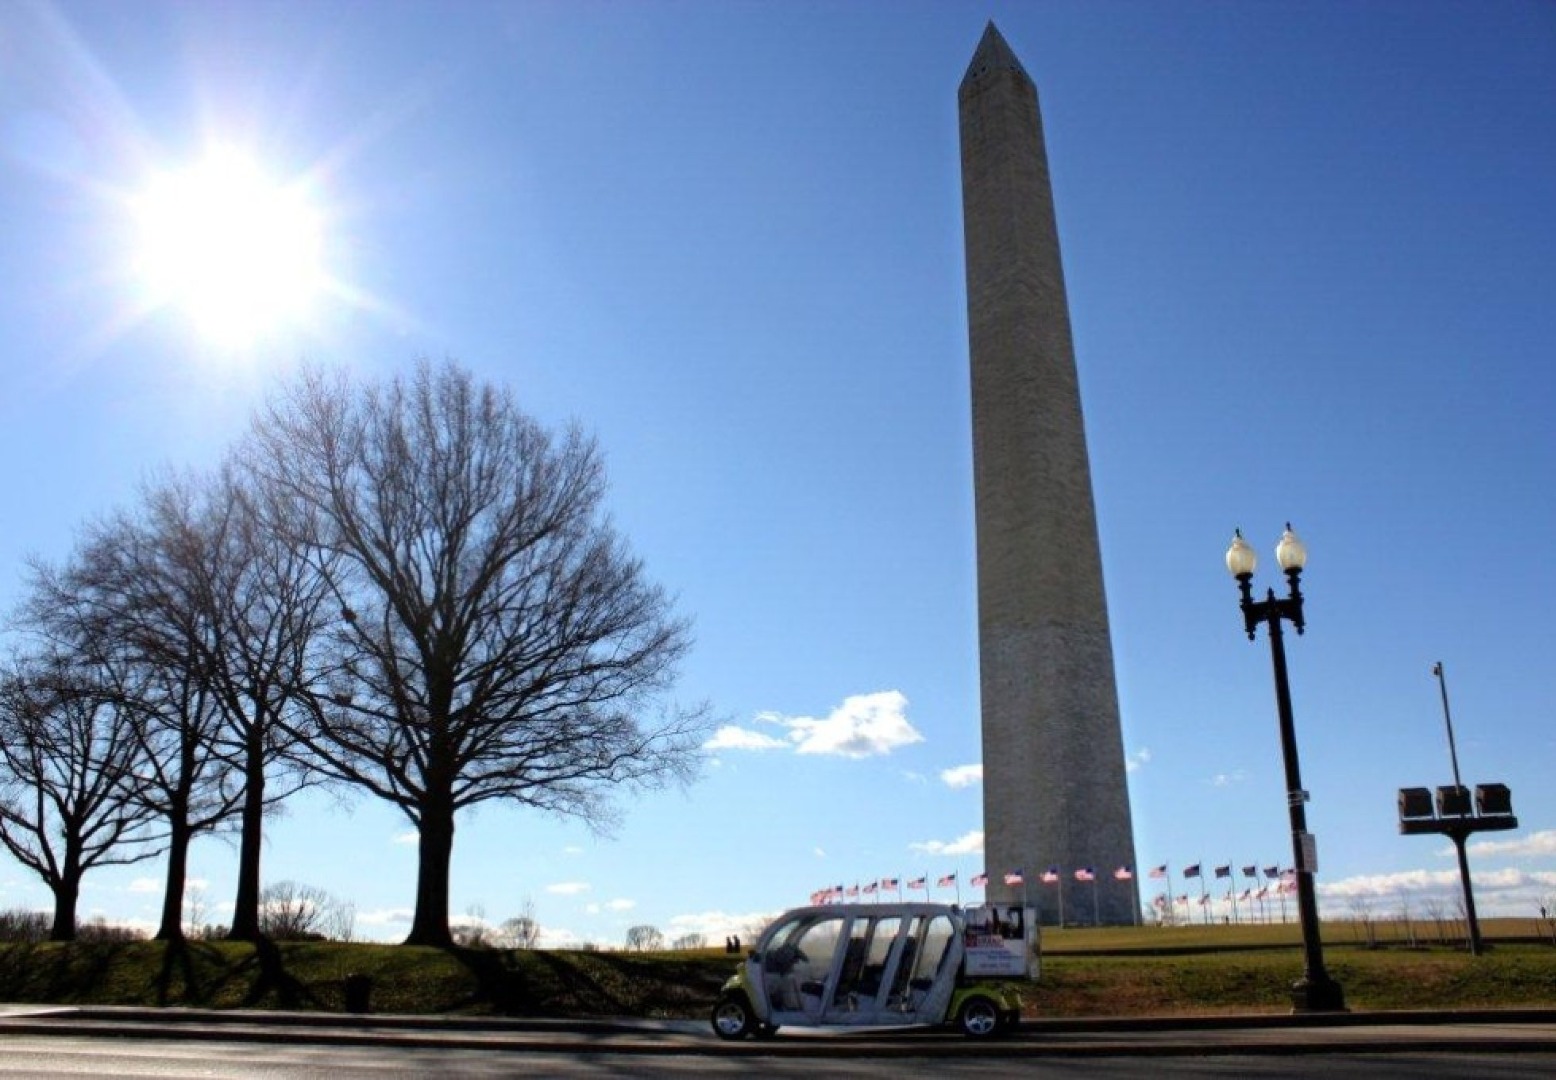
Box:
[1,0,1553,946]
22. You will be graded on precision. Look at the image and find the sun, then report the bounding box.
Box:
[132,147,326,347]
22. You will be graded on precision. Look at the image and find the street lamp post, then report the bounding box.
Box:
[1225,525,1346,1013]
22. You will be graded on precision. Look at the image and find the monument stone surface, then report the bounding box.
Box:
[959,23,1140,926]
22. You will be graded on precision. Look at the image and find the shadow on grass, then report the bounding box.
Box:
[147,938,325,1010]
[0,941,133,1004]
[441,947,730,1018]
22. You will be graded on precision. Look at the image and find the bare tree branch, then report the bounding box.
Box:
[244,360,706,946]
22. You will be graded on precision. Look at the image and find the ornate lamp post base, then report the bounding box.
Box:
[1292,973,1347,1013]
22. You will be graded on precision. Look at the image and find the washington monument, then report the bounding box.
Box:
[959,23,1139,926]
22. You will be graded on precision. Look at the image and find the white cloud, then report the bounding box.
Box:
[587,898,637,914]
[814,847,827,859]
[786,691,924,758]
[1318,865,1556,917]
[449,911,491,932]
[391,830,418,845]
[357,907,414,927]
[703,725,787,752]
[941,764,983,789]
[668,908,781,942]
[1210,770,1246,787]
[562,845,585,856]
[536,926,585,949]
[701,691,924,759]
[546,881,591,896]
[1127,747,1152,773]
[127,878,162,894]
[1469,830,1556,859]
[910,829,985,857]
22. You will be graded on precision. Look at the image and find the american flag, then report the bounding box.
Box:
[1239,889,1252,901]
[1039,867,1059,884]
[1148,864,1168,879]
[1183,864,1202,879]
[1214,865,1231,879]
[1074,867,1096,882]
[845,884,859,899]
[937,872,957,888]
[1004,870,1024,886]
[907,876,927,890]
[1262,865,1280,878]
[1113,866,1134,881]
[1242,865,1258,878]
[881,877,899,890]
[1197,894,1210,905]
[863,881,879,895]
[971,872,989,887]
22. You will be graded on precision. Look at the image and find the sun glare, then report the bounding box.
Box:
[133,148,325,347]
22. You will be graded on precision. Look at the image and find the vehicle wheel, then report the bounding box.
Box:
[957,995,1001,1038]
[711,993,756,1040]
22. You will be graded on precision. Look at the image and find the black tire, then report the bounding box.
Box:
[957,995,1002,1038]
[753,1022,780,1039]
[711,993,756,1040]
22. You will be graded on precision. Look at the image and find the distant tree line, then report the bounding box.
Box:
[0,360,703,945]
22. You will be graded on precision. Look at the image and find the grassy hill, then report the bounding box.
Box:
[2,919,1551,1018]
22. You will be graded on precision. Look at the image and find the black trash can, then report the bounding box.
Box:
[343,973,372,1014]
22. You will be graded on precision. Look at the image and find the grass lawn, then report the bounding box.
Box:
[1,918,1551,1019]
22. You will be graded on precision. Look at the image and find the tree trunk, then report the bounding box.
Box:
[50,875,80,942]
[226,727,268,941]
[404,799,455,947]
[156,816,192,940]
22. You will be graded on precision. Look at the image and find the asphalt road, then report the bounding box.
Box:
[0,1037,1554,1078]
[0,1007,1552,1078]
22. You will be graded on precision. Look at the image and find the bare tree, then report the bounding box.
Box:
[1422,896,1450,946]
[31,470,333,940]
[496,897,540,949]
[29,509,238,942]
[1396,899,1416,948]
[625,924,664,952]
[1346,896,1377,948]
[671,932,706,951]
[244,361,704,946]
[452,903,491,948]
[258,880,353,940]
[0,658,160,940]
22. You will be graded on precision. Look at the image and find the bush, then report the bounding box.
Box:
[0,909,49,943]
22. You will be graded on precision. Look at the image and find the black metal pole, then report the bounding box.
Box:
[1450,828,1484,956]
[1262,605,1346,1012]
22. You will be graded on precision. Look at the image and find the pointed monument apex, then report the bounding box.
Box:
[962,21,1030,90]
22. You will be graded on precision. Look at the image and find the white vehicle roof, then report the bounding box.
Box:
[765,903,966,925]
